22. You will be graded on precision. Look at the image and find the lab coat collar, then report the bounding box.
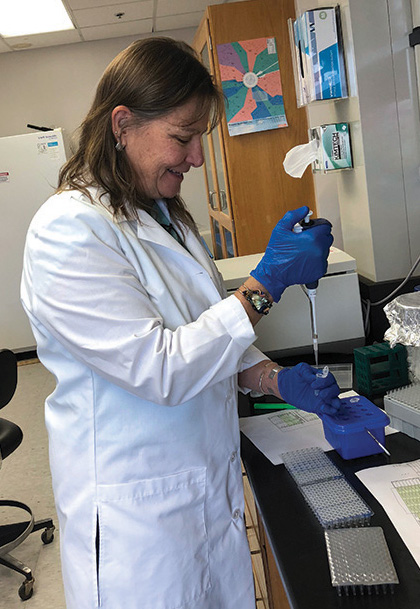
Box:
[134,208,221,289]
[135,208,187,252]
[84,188,190,254]
[83,188,222,293]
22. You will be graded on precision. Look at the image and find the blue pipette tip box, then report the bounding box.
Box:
[321,396,390,460]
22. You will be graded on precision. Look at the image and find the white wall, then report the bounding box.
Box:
[0,28,210,230]
[295,0,420,282]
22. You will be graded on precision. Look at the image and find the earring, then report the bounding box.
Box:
[114,131,125,152]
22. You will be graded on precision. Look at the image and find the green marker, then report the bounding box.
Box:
[253,403,296,410]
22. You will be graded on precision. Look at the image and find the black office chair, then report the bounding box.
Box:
[0,349,55,600]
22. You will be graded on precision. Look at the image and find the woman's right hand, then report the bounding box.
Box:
[250,206,333,302]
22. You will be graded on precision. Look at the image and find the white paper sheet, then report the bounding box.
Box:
[239,409,333,465]
[357,459,420,568]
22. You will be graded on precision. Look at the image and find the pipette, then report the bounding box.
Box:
[307,286,318,366]
[293,211,320,366]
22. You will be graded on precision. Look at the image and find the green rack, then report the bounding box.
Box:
[354,342,408,397]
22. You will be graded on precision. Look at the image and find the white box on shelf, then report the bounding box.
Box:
[290,7,348,105]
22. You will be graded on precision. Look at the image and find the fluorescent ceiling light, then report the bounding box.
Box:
[0,0,74,37]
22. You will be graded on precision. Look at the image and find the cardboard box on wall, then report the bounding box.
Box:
[310,123,353,172]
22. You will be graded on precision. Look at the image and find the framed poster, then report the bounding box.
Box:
[216,37,288,136]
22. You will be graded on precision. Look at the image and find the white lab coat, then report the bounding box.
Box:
[21,189,266,609]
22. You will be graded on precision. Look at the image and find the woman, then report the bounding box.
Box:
[21,38,340,609]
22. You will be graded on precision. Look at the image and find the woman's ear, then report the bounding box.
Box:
[111,105,132,144]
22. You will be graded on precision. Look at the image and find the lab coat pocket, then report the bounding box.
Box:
[97,467,210,609]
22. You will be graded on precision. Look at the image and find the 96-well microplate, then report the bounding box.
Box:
[301,477,373,528]
[281,446,343,486]
[324,527,399,596]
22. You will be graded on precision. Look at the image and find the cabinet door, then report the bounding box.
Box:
[257,512,291,609]
[194,18,237,259]
[196,0,317,257]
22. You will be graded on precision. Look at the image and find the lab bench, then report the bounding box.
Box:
[240,400,420,609]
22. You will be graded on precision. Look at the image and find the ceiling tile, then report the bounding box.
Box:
[67,0,144,9]
[5,29,82,51]
[73,1,153,28]
[156,0,223,17]
[0,37,12,52]
[80,19,152,41]
[0,0,247,53]
[155,11,203,32]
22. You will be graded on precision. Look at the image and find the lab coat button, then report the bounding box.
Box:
[233,509,241,520]
[230,451,236,462]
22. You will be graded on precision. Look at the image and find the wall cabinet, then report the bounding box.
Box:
[193,0,316,259]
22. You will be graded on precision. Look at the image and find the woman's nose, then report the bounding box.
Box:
[186,139,204,168]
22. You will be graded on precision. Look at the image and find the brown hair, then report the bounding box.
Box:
[58,37,223,232]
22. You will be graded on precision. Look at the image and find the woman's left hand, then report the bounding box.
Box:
[277,362,341,416]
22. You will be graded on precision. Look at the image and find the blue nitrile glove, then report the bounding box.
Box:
[277,362,341,416]
[250,206,333,302]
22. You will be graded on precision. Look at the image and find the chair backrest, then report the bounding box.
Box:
[0,350,17,410]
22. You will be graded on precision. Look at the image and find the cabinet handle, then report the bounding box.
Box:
[220,190,228,211]
[209,190,217,210]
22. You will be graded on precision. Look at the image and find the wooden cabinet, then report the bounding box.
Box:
[257,514,292,609]
[193,0,316,259]
[243,469,270,608]
[243,463,291,609]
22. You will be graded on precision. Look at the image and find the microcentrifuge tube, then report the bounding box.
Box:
[315,366,329,396]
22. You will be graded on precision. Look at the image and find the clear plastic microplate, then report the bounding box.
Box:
[300,477,373,529]
[324,527,399,596]
[281,447,343,486]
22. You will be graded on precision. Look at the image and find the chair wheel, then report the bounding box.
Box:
[41,527,55,544]
[18,578,34,600]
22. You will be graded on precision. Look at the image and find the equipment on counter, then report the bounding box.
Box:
[385,383,420,440]
[0,128,68,352]
[215,247,364,358]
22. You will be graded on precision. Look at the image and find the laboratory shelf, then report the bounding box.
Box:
[240,398,420,609]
